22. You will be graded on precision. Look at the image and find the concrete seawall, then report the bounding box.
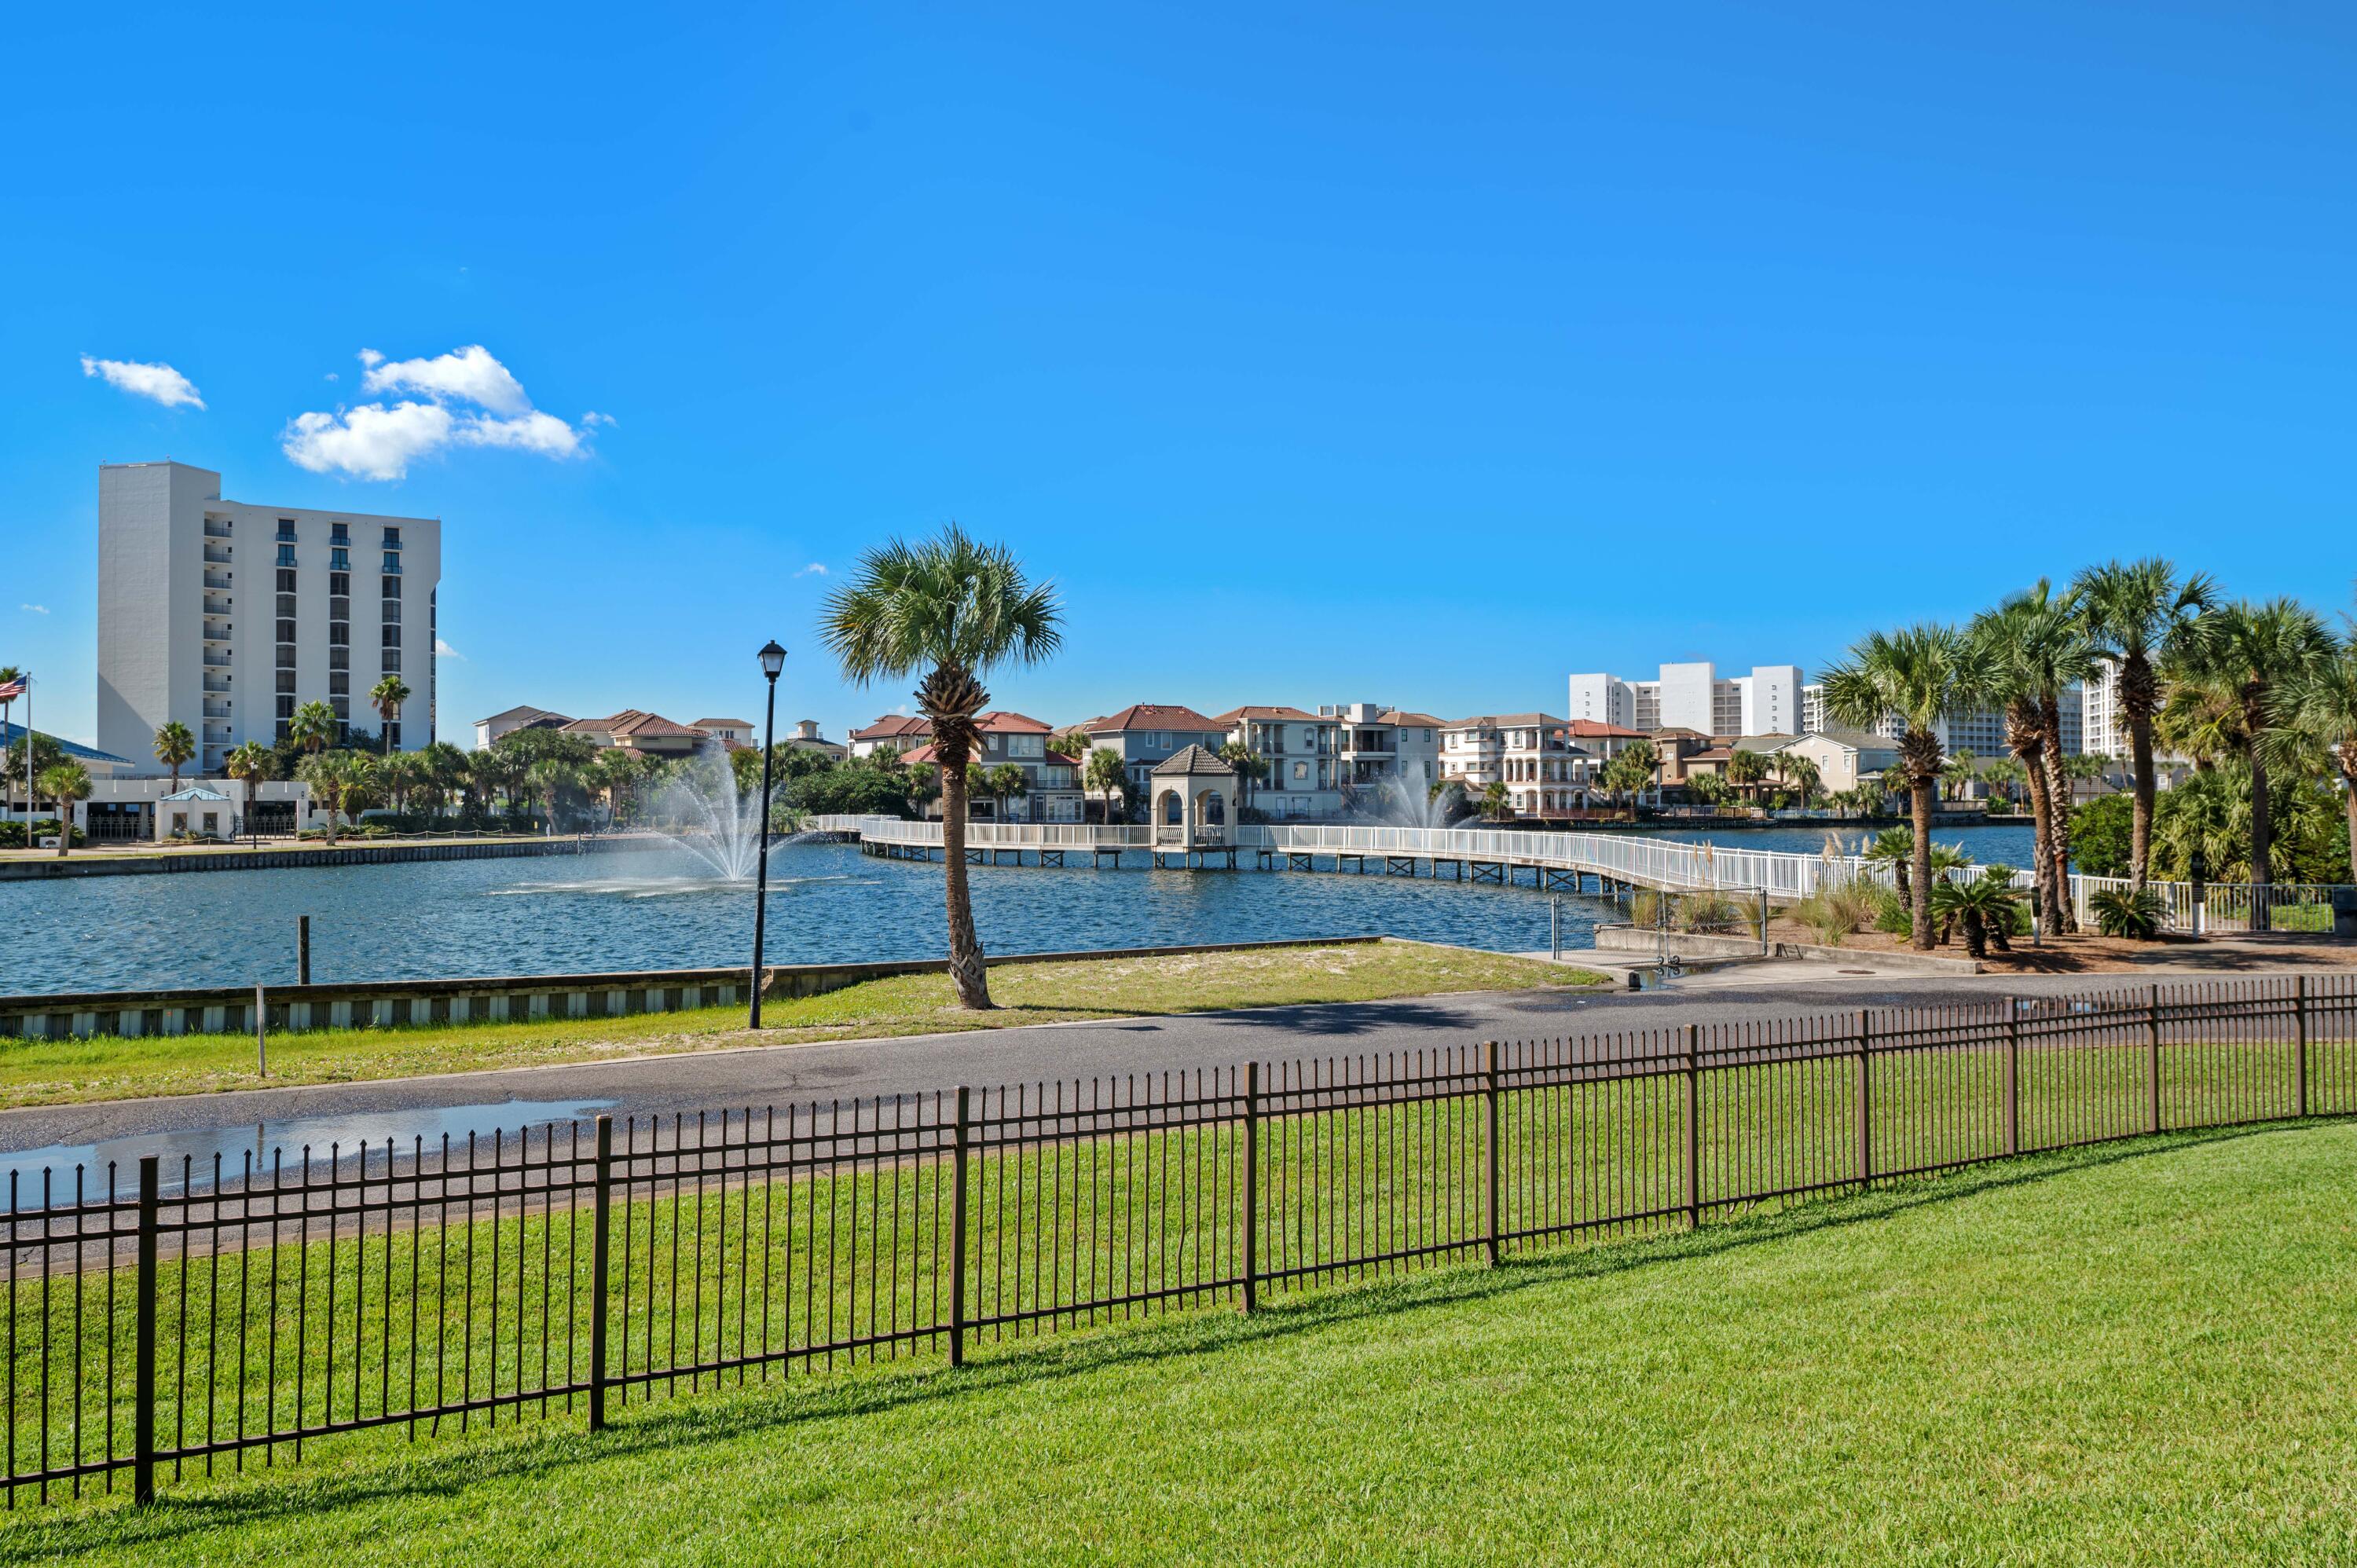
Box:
[0,833,673,881]
[0,935,1384,1041]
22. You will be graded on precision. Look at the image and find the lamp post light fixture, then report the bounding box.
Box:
[749,639,787,1028]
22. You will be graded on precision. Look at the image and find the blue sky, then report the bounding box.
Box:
[5,3,2353,747]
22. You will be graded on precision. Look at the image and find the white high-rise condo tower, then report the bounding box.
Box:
[98,462,442,775]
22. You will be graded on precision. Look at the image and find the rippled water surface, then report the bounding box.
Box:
[0,827,2044,997]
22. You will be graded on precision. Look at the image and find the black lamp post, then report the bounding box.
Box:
[749,639,787,1028]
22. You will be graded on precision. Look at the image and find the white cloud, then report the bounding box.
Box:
[361,344,530,415]
[20,604,48,615]
[434,638,464,660]
[283,345,598,480]
[794,562,829,577]
[81,355,204,409]
[581,410,615,428]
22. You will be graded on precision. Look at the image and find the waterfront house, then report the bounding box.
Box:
[900,711,1083,822]
[1438,713,1596,817]
[691,716,757,747]
[1084,705,1230,798]
[559,711,712,758]
[1775,730,1900,794]
[780,719,847,761]
[1212,706,1342,819]
[473,705,571,750]
[848,714,931,759]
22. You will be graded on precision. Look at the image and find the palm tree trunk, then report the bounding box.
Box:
[2128,711,2157,893]
[2018,746,2057,932]
[2248,747,2274,888]
[938,758,992,1008]
[1909,778,1935,951]
[2038,700,2077,932]
[2341,760,2357,884]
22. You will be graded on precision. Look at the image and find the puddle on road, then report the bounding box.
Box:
[1,1097,615,1204]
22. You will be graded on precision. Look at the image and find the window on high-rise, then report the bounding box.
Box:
[276,569,297,593]
[276,618,296,643]
[276,545,295,567]
[276,672,296,694]
[328,572,349,597]
[328,672,348,695]
[329,548,350,571]
[381,574,401,599]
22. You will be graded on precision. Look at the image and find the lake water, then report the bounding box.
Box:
[0,826,2041,998]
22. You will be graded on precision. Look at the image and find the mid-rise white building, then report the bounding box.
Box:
[99,462,441,774]
[1569,662,1803,738]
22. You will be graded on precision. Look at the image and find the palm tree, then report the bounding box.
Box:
[1084,746,1127,825]
[152,720,196,792]
[368,676,412,757]
[296,750,373,844]
[0,667,19,762]
[984,761,1028,821]
[1862,826,1915,905]
[1725,747,1769,807]
[225,741,274,843]
[289,698,338,756]
[2155,680,2243,771]
[1969,582,2094,933]
[1480,780,1511,820]
[1776,753,1820,809]
[2173,599,2330,892]
[2073,559,2215,891]
[1939,748,1977,802]
[1820,625,1981,950]
[822,524,1064,1009]
[38,761,90,858]
[2260,625,2357,882]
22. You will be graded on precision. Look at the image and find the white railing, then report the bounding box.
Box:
[801,815,2352,932]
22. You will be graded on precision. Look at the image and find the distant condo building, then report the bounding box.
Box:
[1569,663,1803,739]
[99,461,440,773]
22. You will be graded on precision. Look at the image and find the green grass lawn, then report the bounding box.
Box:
[9,1122,2355,1565]
[0,942,1605,1108]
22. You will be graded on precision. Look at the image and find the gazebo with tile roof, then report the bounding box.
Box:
[1148,744,1238,852]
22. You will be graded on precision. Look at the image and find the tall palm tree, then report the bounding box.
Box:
[1776,753,1820,809]
[296,751,373,845]
[1726,747,1769,807]
[289,698,338,757]
[368,676,412,757]
[2260,625,2357,883]
[152,720,196,792]
[2173,599,2330,892]
[1939,748,1977,802]
[38,761,90,858]
[1820,625,1981,950]
[1970,583,2095,933]
[822,524,1063,1009]
[2073,559,2215,891]
[225,740,274,843]
[1084,746,1127,825]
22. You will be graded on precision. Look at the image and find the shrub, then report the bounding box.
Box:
[1678,895,1742,934]
[2091,887,2165,940]
[1629,888,1662,928]
[1869,886,1912,936]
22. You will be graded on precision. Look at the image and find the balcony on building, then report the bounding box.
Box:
[203,518,233,540]
[203,650,233,669]
[203,570,233,592]
[328,524,351,546]
[203,544,233,565]
[203,674,232,694]
[203,701,233,720]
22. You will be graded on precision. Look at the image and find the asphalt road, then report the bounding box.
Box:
[0,968,2233,1163]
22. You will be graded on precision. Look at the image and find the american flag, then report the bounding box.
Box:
[0,676,24,702]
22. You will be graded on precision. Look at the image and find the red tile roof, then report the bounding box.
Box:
[1087,704,1223,733]
[1381,709,1444,727]
[976,710,1052,734]
[1567,719,1646,738]
[850,714,931,741]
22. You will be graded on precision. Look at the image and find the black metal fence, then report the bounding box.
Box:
[8,975,2353,1506]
